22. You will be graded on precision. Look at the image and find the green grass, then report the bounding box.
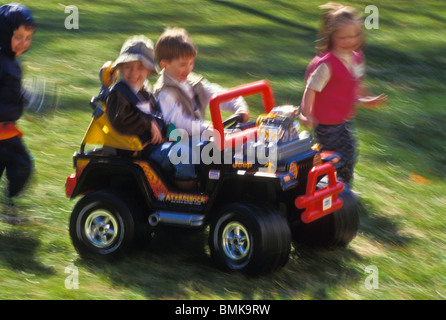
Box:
[1,0,445,300]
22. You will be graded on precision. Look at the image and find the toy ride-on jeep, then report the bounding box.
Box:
[65,62,359,275]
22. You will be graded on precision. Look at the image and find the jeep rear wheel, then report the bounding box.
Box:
[209,202,291,275]
[69,191,136,258]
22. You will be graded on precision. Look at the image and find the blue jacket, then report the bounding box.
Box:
[0,3,34,122]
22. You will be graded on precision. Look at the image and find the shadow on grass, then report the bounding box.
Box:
[75,200,409,300]
[18,0,442,299]
[357,198,411,247]
[75,231,362,299]
[208,0,315,32]
[0,229,55,276]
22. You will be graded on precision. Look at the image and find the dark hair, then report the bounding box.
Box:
[20,24,35,31]
[0,3,35,58]
[316,2,363,54]
[155,27,197,63]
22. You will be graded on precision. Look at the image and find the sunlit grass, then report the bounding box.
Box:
[0,0,444,300]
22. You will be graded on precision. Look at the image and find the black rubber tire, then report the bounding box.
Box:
[209,202,291,275]
[293,183,359,247]
[69,190,137,259]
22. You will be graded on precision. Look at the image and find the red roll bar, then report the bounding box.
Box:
[209,80,275,150]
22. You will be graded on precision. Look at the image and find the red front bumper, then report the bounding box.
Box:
[295,162,344,223]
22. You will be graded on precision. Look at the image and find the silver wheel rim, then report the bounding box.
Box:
[84,210,119,248]
[222,222,250,260]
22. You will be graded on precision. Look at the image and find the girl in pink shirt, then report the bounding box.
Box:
[300,2,387,184]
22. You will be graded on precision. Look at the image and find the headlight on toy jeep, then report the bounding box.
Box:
[288,162,298,179]
[313,153,322,167]
[256,114,266,126]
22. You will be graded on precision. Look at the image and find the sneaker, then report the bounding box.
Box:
[0,198,28,225]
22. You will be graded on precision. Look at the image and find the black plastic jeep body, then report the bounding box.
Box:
[66,77,359,275]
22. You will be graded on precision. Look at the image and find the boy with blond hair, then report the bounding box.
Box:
[154,27,249,136]
[152,28,249,188]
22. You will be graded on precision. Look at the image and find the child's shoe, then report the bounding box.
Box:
[1,198,28,225]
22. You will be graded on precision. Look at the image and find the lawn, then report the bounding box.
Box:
[0,0,445,300]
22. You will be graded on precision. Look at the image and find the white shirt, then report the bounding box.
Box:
[158,76,248,135]
[307,52,365,92]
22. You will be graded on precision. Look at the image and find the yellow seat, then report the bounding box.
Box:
[81,105,143,151]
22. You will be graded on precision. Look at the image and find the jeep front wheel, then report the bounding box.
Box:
[209,202,291,275]
[69,191,136,259]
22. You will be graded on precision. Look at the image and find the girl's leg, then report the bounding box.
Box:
[315,122,357,185]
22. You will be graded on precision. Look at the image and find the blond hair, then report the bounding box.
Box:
[316,2,363,54]
[155,27,197,63]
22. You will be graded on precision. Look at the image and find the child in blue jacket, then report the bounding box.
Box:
[0,3,35,224]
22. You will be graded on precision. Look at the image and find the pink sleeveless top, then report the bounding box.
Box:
[306,51,363,125]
